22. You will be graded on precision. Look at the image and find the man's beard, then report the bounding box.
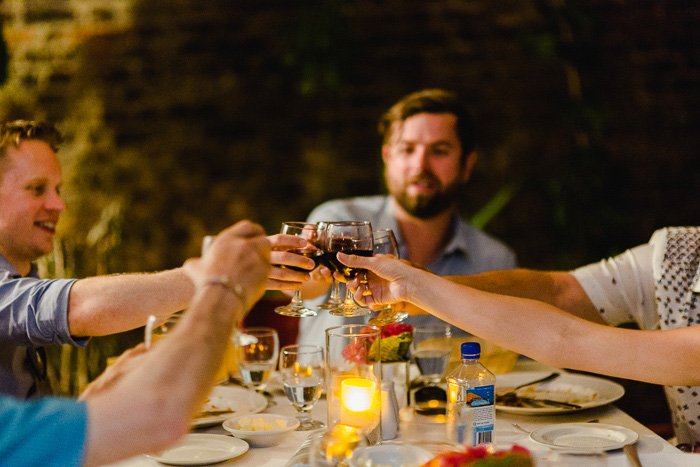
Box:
[391,174,460,219]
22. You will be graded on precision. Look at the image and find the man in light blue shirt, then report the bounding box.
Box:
[0,120,315,398]
[298,89,516,347]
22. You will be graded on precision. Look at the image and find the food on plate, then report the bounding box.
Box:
[197,394,239,418]
[236,416,287,431]
[497,382,598,407]
[420,445,532,466]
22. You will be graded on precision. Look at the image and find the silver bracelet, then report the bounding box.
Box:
[199,275,247,308]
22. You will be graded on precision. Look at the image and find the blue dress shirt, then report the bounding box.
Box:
[0,254,84,397]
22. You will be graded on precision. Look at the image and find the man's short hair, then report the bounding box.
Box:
[377,89,475,157]
[0,120,63,160]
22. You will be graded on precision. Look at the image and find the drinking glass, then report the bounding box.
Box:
[325,221,374,317]
[309,425,367,467]
[410,325,452,386]
[275,222,323,317]
[279,344,326,431]
[368,229,408,326]
[235,327,279,391]
[315,221,343,311]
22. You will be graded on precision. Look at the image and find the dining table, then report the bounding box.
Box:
[105,359,697,467]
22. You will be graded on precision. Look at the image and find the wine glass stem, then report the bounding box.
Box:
[329,279,340,302]
[289,289,303,306]
[295,408,312,423]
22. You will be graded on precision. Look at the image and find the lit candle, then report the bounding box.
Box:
[340,377,377,427]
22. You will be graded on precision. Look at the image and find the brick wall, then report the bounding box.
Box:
[1,0,698,272]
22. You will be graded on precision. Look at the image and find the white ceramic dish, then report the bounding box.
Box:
[145,434,249,465]
[530,423,638,452]
[223,413,300,447]
[495,371,625,415]
[193,385,268,428]
[349,444,435,467]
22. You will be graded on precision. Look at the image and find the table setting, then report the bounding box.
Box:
[106,221,697,467]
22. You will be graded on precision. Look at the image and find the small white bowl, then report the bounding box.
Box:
[223,413,299,447]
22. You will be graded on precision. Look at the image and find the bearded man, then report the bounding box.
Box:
[297,89,517,347]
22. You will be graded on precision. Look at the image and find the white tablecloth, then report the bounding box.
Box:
[107,363,694,467]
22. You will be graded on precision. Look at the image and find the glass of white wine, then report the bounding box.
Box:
[235,327,279,391]
[279,344,325,431]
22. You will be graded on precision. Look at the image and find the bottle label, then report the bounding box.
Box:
[465,384,494,446]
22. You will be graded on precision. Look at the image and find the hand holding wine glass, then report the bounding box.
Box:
[274,222,323,317]
[368,229,408,326]
[325,221,374,317]
[279,345,325,431]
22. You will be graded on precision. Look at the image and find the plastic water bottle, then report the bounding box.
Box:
[446,342,496,450]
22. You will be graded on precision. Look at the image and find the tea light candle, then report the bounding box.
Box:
[340,378,377,427]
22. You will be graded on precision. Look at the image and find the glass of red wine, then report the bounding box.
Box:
[368,229,408,325]
[325,221,374,316]
[274,222,323,317]
[314,221,343,311]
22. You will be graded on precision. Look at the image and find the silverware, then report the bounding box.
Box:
[515,396,582,410]
[623,443,643,467]
[497,372,561,404]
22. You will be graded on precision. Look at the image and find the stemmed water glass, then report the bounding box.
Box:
[235,327,280,391]
[368,229,408,326]
[410,325,452,386]
[315,222,343,311]
[279,345,326,431]
[274,222,323,317]
[325,221,374,317]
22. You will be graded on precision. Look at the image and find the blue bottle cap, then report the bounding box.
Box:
[461,342,481,359]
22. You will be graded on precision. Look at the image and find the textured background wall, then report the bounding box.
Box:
[2,0,697,275]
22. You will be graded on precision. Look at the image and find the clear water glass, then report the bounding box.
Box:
[410,325,452,385]
[235,327,279,391]
[279,344,326,431]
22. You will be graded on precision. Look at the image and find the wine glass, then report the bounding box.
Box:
[274,222,323,317]
[235,327,279,391]
[368,229,408,326]
[315,221,343,311]
[410,325,452,386]
[325,221,374,317]
[279,345,326,431]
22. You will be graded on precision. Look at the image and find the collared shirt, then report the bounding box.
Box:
[572,227,700,443]
[0,254,84,398]
[297,195,518,348]
[0,396,87,465]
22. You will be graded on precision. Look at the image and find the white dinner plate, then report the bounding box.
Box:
[530,423,638,452]
[192,385,267,427]
[495,371,625,415]
[145,434,249,465]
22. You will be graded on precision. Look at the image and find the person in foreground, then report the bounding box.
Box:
[298,89,516,347]
[338,226,700,444]
[0,220,270,466]
[0,120,314,398]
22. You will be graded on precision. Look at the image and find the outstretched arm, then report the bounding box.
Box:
[67,233,308,337]
[82,220,270,466]
[339,253,700,387]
